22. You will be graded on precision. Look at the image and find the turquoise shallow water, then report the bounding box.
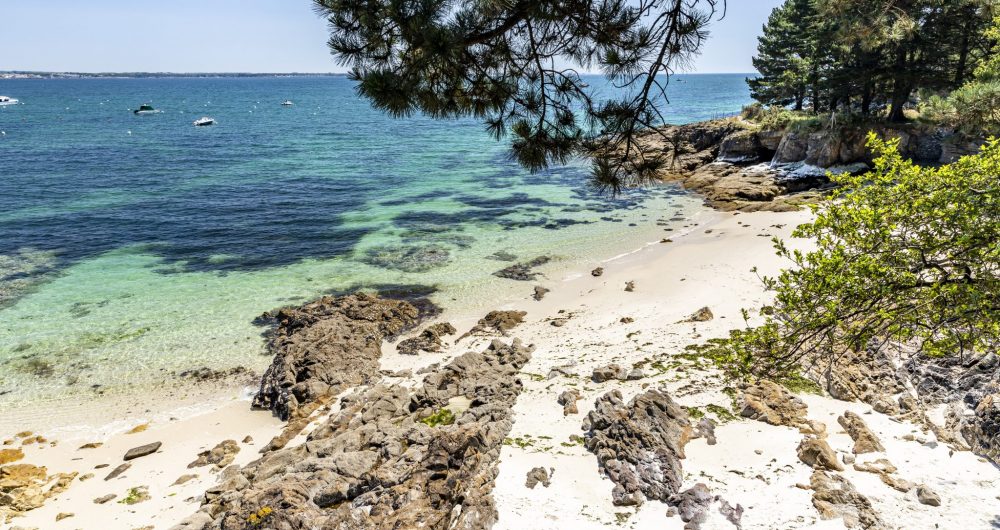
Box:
[0,74,752,413]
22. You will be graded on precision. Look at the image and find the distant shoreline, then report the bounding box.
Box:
[1,71,755,80]
[0,71,347,80]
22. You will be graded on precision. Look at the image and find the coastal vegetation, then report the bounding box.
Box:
[710,134,1000,383]
[749,0,998,126]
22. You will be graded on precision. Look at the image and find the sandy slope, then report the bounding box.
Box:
[6,208,999,529]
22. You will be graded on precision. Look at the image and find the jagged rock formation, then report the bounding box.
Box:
[457,310,526,341]
[0,464,77,523]
[396,322,457,355]
[172,339,533,530]
[582,389,692,506]
[837,412,884,454]
[252,293,421,420]
[808,471,884,529]
[740,380,809,427]
[188,440,240,470]
[635,118,984,212]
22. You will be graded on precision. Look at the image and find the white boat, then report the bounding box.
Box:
[281,100,294,106]
[0,96,19,106]
[193,117,216,127]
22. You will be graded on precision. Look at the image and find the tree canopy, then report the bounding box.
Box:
[749,0,998,121]
[313,0,724,190]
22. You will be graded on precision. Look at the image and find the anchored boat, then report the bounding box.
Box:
[193,117,216,127]
[133,104,160,115]
[0,96,19,106]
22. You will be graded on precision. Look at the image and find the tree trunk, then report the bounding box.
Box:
[955,17,972,86]
[861,83,872,115]
[888,49,910,122]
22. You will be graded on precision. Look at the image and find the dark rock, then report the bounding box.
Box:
[93,494,116,504]
[524,467,552,489]
[808,471,883,528]
[685,307,714,322]
[916,484,941,507]
[838,412,884,454]
[582,389,692,506]
[671,483,714,528]
[397,322,457,355]
[188,440,239,469]
[740,380,808,427]
[252,293,421,420]
[532,286,550,301]
[123,442,161,461]
[797,437,844,471]
[104,463,131,480]
[173,339,533,530]
[624,281,635,292]
[494,256,551,281]
[558,389,581,416]
[694,418,717,446]
[718,131,764,163]
[592,364,628,383]
[176,366,253,383]
[458,311,526,341]
[591,267,604,277]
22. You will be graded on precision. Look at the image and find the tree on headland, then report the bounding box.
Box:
[749,0,998,121]
[312,0,725,191]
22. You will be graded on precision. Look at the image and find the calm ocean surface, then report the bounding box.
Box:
[0,74,751,415]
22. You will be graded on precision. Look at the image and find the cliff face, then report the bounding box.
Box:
[640,119,984,212]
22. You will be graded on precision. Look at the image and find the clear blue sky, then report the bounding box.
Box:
[0,0,781,73]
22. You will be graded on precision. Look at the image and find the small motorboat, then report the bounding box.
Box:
[0,96,19,106]
[281,100,294,106]
[133,104,160,115]
[193,117,216,127]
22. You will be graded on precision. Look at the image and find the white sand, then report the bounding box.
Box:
[6,208,999,529]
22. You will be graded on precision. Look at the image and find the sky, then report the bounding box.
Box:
[0,0,781,74]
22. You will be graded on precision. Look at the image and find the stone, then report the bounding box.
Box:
[695,418,717,446]
[624,281,635,292]
[591,267,604,277]
[494,256,551,281]
[104,463,131,480]
[532,286,550,301]
[93,494,117,504]
[853,458,896,475]
[524,467,552,489]
[717,131,764,163]
[188,440,239,469]
[582,389,692,506]
[55,512,73,521]
[397,322,457,355]
[558,389,581,416]
[916,484,941,507]
[458,310,527,341]
[123,442,161,461]
[797,437,844,471]
[686,306,714,322]
[838,411,885,454]
[808,471,883,528]
[77,442,102,450]
[252,293,423,420]
[741,380,808,427]
[591,364,628,383]
[172,474,198,486]
[0,448,24,465]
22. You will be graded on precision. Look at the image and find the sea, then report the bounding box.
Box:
[0,74,752,425]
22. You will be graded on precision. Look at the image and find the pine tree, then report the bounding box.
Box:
[312,0,725,191]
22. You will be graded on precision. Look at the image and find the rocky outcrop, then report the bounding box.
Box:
[174,339,533,530]
[252,293,421,420]
[397,322,457,355]
[188,440,240,470]
[670,483,743,530]
[582,389,692,506]
[0,464,77,523]
[797,437,844,472]
[458,310,527,341]
[808,471,884,529]
[837,412,884,454]
[637,118,983,212]
[740,380,809,427]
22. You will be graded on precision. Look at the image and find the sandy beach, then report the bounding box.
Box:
[5,207,999,530]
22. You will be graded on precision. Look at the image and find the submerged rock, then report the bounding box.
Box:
[252,293,421,420]
[360,243,452,273]
[582,389,692,506]
[172,339,533,530]
[494,256,551,281]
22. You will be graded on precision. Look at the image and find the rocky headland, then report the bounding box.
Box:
[641,118,985,212]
